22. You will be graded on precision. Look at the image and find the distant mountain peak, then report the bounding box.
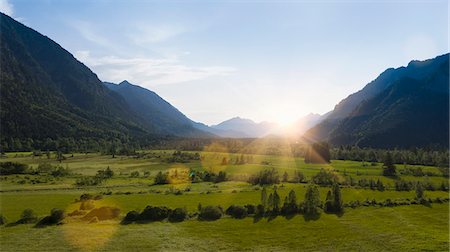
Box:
[119,80,132,85]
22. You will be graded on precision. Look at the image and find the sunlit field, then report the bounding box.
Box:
[1,150,449,251]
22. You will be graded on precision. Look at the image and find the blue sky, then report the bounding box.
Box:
[1,0,448,125]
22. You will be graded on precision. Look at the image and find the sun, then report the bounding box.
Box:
[275,114,296,127]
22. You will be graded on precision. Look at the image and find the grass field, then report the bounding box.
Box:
[0,151,449,251]
[0,204,448,251]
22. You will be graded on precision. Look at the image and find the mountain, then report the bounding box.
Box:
[104,81,213,138]
[191,121,249,138]
[0,13,208,149]
[209,117,277,138]
[305,54,449,148]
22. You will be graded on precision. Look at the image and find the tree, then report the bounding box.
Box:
[382,152,397,176]
[282,172,289,182]
[56,150,64,163]
[324,190,333,213]
[96,167,114,179]
[110,141,117,158]
[261,187,267,207]
[293,171,305,183]
[376,179,385,191]
[288,190,297,205]
[215,171,227,183]
[154,171,168,185]
[415,182,425,200]
[331,183,343,213]
[248,168,280,185]
[268,193,274,209]
[303,184,322,216]
[281,189,298,215]
[272,188,281,212]
[312,168,338,185]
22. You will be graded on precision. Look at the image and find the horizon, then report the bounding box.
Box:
[1,0,448,125]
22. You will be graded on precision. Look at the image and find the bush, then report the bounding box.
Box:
[168,208,188,222]
[248,168,280,185]
[255,204,265,217]
[35,208,64,227]
[50,166,71,177]
[139,206,170,222]
[244,204,256,215]
[312,169,338,186]
[130,171,140,178]
[0,162,28,175]
[79,193,94,201]
[0,214,6,225]
[50,208,65,223]
[121,210,140,224]
[17,209,38,224]
[198,206,223,221]
[154,171,169,185]
[225,205,248,219]
[75,176,103,186]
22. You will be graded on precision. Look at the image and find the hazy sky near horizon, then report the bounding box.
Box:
[2,0,448,125]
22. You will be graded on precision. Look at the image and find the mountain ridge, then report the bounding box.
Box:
[305,53,449,148]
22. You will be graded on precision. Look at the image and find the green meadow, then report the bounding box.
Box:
[0,151,449,251]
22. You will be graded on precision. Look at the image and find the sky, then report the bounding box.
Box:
[1,0,448,125]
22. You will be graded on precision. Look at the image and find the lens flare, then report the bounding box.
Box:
[62,197,120,251]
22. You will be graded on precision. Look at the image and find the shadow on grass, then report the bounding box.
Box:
[303,213,321,221]
[253,215,263,223]
[267,214,277,222]
[5,218,37,227]
[283,214,296,220]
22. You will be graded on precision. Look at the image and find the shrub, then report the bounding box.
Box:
[130,171,140,178]
[121,210,140,224]
[248,168,280,185]
[312,169,338,186]
[225,205,247,219]
[50,208,65,223]
[244,204,256,215]
[154,171,169,185]
[0,214,6,225]
[0,162,28,175]
[139,206,170,222]
[255,204,265,216]
[35,208,64,227]
[75,176,103,186]
[17,209,38,224]
[79,193,94,201]
[198,206,223,221]
[168,208,188,222]
[51,166,71,177]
